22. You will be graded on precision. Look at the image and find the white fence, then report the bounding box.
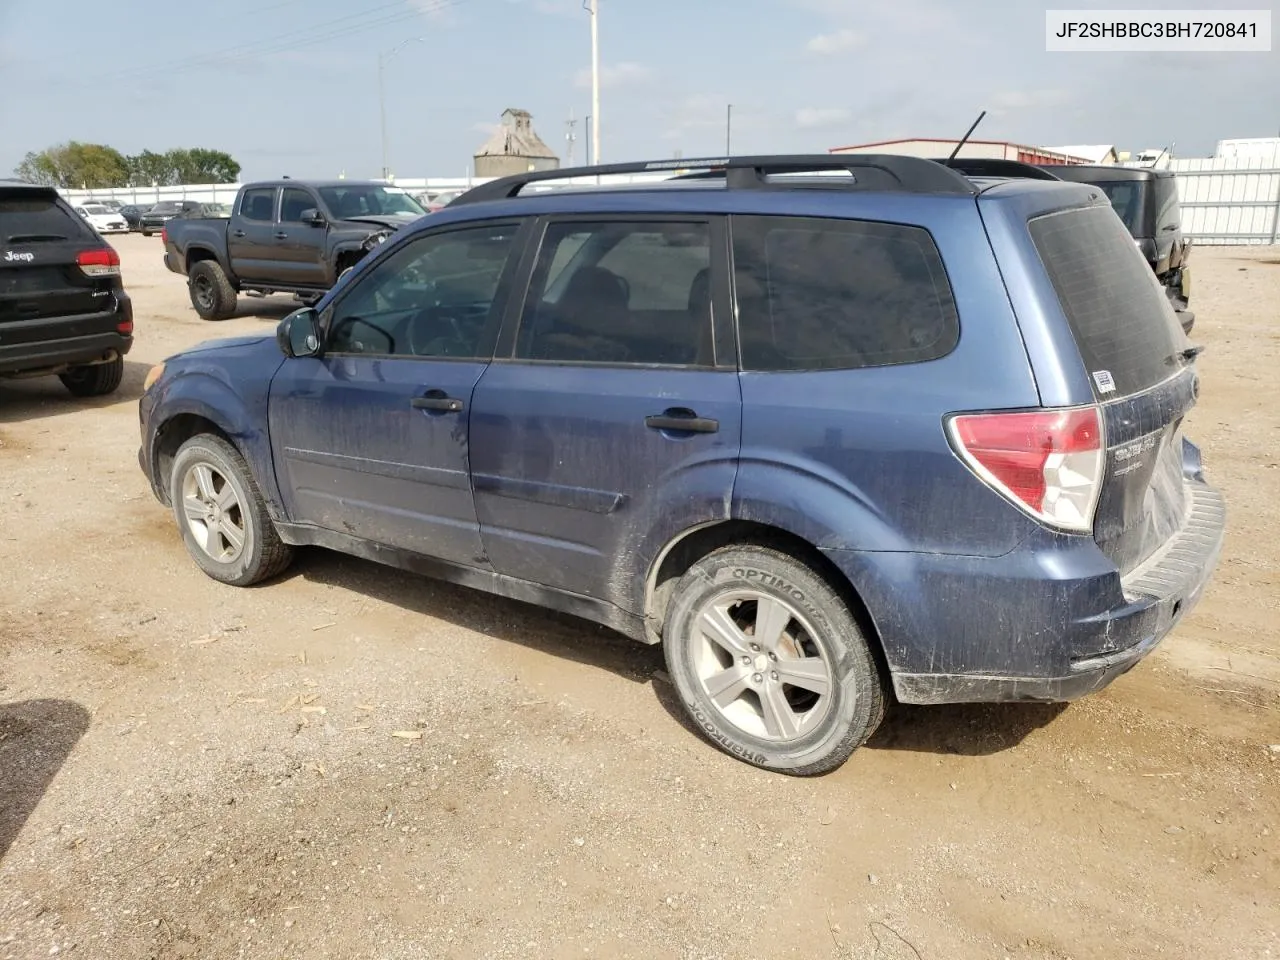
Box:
[60,162,1280,245]
[58,172,676,207]
[1162,155,1280,245]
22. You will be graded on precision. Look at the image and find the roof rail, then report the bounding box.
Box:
[450,154,978,206]
[932,157,1064,181]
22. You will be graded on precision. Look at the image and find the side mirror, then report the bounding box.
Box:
[300,208,326,226]
[277,307,322,358]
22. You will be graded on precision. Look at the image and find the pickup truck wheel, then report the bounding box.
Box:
[189,261,237,321]
[662,545,887,776]
[59,355,124,397]
[169,434,294,587]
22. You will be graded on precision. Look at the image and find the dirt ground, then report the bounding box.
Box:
[1,235,1277,960]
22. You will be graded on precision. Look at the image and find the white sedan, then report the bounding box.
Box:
[72,202,129,234]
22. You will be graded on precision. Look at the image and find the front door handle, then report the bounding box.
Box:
[274,231,289,240]
[411,393,464,413]
[645,408,719,434]
[232,229,246,238]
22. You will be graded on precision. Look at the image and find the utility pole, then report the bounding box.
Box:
[726,104,733,156]
[588,0,601,165]
[566,108,578,167]
[378,37,424,180]
[585,115,592,165]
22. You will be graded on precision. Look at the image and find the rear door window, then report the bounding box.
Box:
[515,220,713,366]
[1029,204,1184,399]
[0,191,94,243]
[240,188,277,222]
[731,215,960,372]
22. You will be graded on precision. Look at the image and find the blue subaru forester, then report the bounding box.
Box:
[137,155,1225,775]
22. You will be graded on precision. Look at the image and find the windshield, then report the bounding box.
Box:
[152,202,181,213]
[1091,181,1148,235]
[317,185,426,218]
[82,204,110,215]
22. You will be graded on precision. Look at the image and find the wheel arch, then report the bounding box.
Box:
[147,379,283,518]
[150,411,238,506]
[184,245,223,269]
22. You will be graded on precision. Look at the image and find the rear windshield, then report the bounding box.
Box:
[1030,204,1184,399]
[1092,181,1147,234]
[0,191,91,243]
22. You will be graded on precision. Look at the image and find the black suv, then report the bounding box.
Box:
[1038,165,1193,332]
[0,181,133,396]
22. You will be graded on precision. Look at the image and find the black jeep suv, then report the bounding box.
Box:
[1038,164,1193,333]
[0,181,133,397]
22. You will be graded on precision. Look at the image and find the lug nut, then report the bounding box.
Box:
[770,671,779,682]
[768,652,777,662]
[751,673,763,684]
[740,655,751,666]
[750,643,760,652]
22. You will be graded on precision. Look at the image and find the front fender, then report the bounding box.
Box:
[146,363,285,518]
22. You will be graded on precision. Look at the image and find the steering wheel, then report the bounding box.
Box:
[408,307,470,357]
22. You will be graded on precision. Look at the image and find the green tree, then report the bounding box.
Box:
[15,143,242,187]
[168,147,240,184]
[127,149,177,186]
[14,142,130,189]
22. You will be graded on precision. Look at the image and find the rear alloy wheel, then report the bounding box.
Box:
[188,260,237,321]
[169,434,294,586]
[663,545,886,775]
[59,355,124,397]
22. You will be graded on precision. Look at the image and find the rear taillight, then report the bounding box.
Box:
[161,227,167,244]
[77,248,121,278]
[947,406,1104,533]
[117,319,134,335]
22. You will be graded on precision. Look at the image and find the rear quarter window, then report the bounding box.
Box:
[1029,204,1184,399]
[0,191,94,243]
[731,215,960,372]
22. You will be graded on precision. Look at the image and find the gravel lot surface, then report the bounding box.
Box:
[1,235,1277,959]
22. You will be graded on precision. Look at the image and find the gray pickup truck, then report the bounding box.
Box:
[162,179,426,320]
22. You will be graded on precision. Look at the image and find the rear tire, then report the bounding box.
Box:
[141,229,152,237]
[662,545,887,776]
[169,434,294,586]
[59,355,124,397]
[188,260,237,321]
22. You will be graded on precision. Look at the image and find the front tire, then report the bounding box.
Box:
[59,355,124,397]
[663,545,886,776]
[188,260,237,321]
[169,434,294,586]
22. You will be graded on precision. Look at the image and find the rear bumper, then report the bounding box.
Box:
[824,479,1226,705]
[0,308,134,376]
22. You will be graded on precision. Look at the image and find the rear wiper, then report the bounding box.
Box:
[5,234,68,243]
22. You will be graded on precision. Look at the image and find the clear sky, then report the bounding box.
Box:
[1,0,1276,182]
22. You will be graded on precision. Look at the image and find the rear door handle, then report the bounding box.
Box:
[411,393,464,413]
[645,408,719,434]
[274,231,289,240]
[232,229,246,238]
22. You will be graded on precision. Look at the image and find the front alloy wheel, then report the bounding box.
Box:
[180,462,246,564]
